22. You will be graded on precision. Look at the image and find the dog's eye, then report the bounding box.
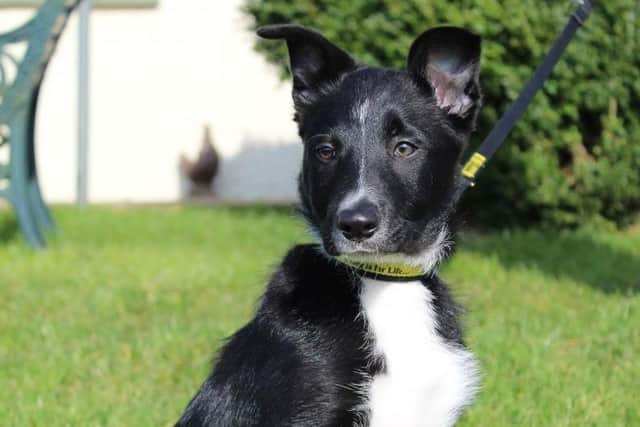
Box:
[315,143,337,162]
[393,141,418,158]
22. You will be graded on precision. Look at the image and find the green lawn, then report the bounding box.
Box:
[1,206,638,426]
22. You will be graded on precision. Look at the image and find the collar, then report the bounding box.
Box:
[336,256,429,282]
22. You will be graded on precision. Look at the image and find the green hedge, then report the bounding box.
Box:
[245,0,640,229]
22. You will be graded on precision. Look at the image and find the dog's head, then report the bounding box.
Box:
[258,25,482,266]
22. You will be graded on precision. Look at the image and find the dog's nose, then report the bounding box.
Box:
[336,202,380,241]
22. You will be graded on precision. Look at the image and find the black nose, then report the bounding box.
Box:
[336,202,380,241]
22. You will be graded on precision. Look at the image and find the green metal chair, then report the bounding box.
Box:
[0,0,79,248]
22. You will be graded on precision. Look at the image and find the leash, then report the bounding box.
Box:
[457,0,597,200]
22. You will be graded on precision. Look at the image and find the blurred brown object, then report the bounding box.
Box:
[180,125,219,196]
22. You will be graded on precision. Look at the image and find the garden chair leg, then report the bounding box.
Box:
[12,186,45,248]
[28,179,54,231]
[26,86,54,231]
[9,111,46,248]
[0,0,79,248]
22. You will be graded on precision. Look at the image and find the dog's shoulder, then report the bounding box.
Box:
[177,245,371,427]
[262,244,360,319]
[270,243,348,287]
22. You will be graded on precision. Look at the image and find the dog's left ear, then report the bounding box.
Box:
[408,27,481,119]
[257,24,356,109]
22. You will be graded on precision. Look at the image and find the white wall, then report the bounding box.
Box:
[0,0,301,203]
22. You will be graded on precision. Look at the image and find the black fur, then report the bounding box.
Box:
[177,24,482,426]
[177,246,465,426]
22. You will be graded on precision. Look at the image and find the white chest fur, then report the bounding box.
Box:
[359,278,479,427]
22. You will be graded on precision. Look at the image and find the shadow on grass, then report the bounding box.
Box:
[461,231,640,294]
[0,212,19,244]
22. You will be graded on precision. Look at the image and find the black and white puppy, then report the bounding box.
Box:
[177,24,483,427]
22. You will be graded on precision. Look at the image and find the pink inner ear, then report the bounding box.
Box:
[426,64,474,116]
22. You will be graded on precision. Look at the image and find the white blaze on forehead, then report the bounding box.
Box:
[350,98,371,195]
[354,98,371,128]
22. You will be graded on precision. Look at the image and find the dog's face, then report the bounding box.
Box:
[259,25,482,259]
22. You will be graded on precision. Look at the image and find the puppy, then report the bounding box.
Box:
[177,24,483,427]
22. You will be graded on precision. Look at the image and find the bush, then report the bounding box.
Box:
[245,0,640,229]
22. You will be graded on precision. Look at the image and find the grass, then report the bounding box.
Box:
[0,206,638,426]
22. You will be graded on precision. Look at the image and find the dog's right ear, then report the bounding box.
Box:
[257,24,356,108]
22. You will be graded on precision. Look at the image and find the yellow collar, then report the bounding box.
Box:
[336,256,427,281]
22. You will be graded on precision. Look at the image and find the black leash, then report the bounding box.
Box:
[457,0,597,200]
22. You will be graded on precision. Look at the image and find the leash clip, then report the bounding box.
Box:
[461,152,487,181]
[572,0,594,26]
